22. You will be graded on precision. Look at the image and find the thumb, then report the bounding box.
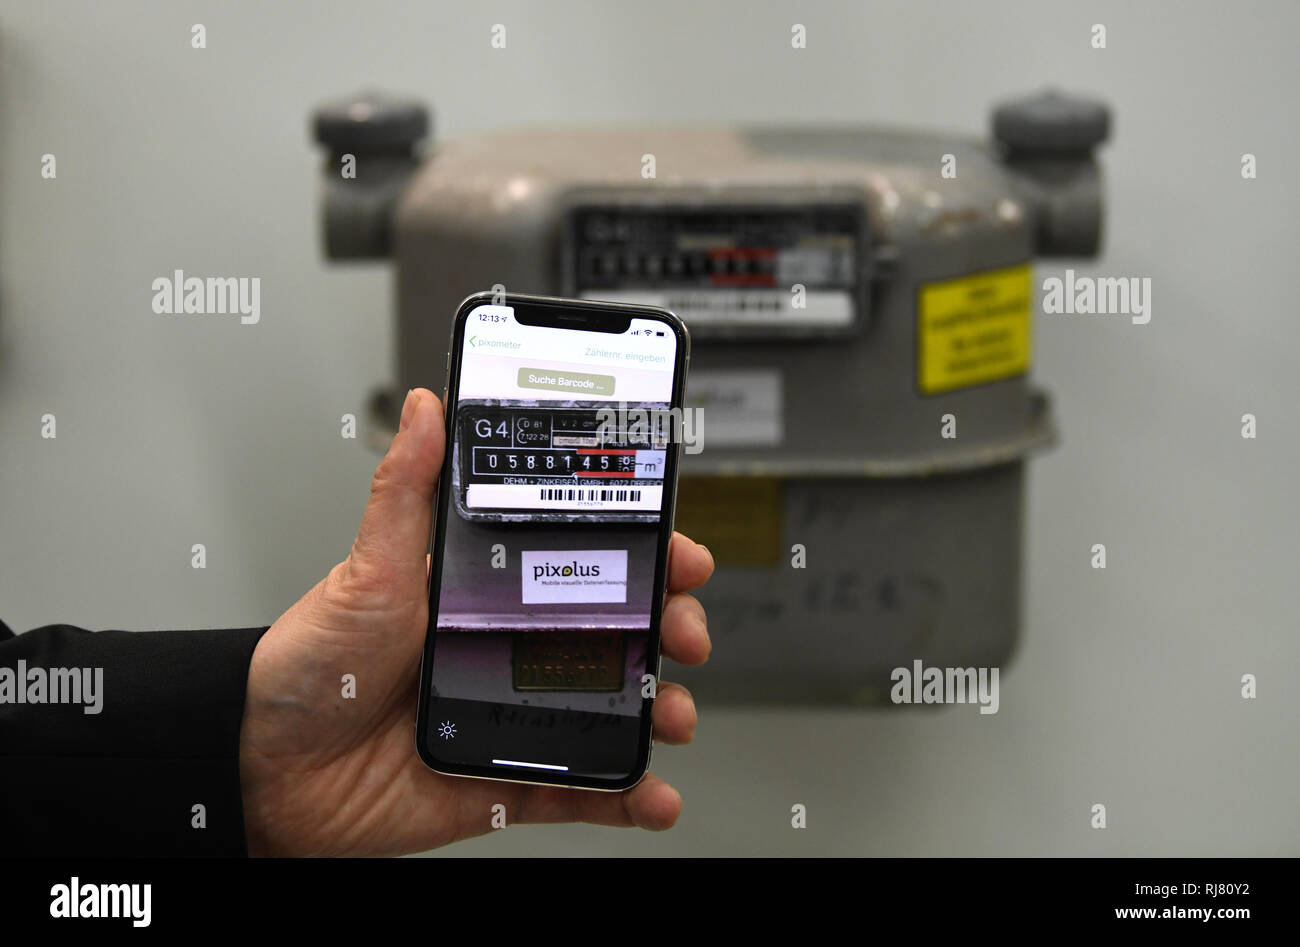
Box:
[347,388,446,590]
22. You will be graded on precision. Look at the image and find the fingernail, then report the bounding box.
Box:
[399,389,417,432]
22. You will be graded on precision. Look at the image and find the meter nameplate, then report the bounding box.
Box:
[570,205,865,338]
[453,399,669,524]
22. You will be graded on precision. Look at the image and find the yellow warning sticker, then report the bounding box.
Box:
[917,263,1033,395]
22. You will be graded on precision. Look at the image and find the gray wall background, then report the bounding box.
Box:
[1,0,1295,855]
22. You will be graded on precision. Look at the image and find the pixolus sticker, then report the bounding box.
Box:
[520,549,629,604]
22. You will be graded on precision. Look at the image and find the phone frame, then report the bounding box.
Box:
[415,291,690,791]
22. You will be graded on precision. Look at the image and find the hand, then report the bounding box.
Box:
[237,389,714,857]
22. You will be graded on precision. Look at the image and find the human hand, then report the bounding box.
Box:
[237,389,714,856]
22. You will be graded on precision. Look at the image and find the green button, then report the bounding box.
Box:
[517,367,616,396]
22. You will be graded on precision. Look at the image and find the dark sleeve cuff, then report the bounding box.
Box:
[0,621,269,857]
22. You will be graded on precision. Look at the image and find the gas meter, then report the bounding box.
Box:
[311,89,1111,701]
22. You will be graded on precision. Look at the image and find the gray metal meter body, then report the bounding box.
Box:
[312,90,1110,702]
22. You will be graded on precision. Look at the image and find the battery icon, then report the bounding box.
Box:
[655,331,664,336]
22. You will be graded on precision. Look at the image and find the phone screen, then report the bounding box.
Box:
[418,294,686,789]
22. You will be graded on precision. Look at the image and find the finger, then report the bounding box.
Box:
[666,532,714,593]
[348,389,445,587]
[514,773,682,831]
[660,592,710,666]
[650,681,696,745]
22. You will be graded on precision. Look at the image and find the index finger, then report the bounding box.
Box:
[666,531,714,592]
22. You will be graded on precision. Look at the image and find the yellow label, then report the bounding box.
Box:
[917,264,1033,395]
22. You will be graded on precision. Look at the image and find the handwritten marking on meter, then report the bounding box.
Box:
[917,264,1033,395]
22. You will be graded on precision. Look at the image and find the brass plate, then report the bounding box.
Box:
[673,476,783,567]
[512,630,627,692]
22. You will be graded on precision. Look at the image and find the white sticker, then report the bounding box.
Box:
[521,550,629,603]
[684,369,783,447]
[579,290,851,329]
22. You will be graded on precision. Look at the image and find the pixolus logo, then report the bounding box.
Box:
[533,560,601,580]
[521,550,627,604]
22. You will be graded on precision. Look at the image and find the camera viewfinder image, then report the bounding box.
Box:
[431,306,677,719]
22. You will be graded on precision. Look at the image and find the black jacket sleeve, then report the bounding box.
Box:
[0,619,268,857]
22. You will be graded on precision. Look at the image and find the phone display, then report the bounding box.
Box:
[417,293,687,790]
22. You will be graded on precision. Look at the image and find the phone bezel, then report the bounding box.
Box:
[415,291,690,791]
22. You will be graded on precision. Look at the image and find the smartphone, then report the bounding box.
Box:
[416,291,690,790]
